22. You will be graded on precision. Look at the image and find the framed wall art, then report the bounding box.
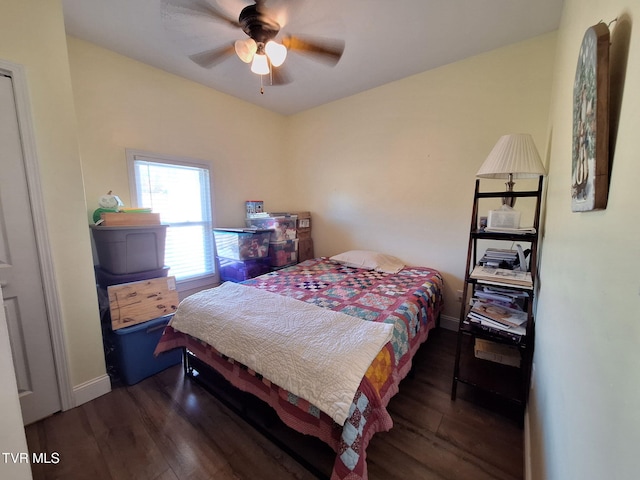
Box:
[571,22,610,212]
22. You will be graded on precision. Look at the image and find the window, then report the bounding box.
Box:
[127,150,216,289]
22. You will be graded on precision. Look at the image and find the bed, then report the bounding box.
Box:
[154,252,444,479]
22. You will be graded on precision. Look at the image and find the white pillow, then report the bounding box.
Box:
[330,250,405,274]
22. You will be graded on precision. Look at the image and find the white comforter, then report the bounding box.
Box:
[169,281,394,425]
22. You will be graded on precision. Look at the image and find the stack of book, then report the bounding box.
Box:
[464,283,529,341]
[473,284,527,310]
[478,248,520,269]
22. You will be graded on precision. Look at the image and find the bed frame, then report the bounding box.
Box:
[182,347,331,478]
[156,258,444,479]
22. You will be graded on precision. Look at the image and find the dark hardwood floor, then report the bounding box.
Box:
[25,328,523,480]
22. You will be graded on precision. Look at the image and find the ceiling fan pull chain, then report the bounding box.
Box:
[260,74,264,95]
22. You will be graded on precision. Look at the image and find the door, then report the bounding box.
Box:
[0,74,61,425]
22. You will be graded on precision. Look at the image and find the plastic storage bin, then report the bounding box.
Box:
[245,214,298,242]
[91,224,168,275]
[108,315,181,385]
[94,265,169,289]
[213,228,271,260]
[269,239,299,267]
[217,256,271,283]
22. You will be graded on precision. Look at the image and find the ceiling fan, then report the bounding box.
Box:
[161,0,345,88]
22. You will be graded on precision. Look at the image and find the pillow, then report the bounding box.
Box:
[329,250,405,274]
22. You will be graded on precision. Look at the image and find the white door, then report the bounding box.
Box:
[0,74,61,425]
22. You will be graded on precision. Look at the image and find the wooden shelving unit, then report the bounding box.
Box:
[451,176,543,420]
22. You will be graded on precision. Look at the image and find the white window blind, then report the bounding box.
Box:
[127,150,215,284]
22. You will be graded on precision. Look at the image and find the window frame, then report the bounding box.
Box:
[126,149,218,293]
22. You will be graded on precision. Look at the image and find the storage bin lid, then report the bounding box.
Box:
[91,224,169,231]
[113,314,174,335]
[213,228,272,234]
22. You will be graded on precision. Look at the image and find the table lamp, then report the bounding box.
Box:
[476,134,546,207]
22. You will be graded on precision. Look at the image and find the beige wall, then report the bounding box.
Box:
[0,0,104,390]
[68,37,288,228]
[286,33,557,318]
[529,1,640,479]
[66,29,557,383]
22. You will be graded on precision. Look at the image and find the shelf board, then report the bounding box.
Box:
[475,189,540,199]
[465,277,535,292]
[460,323,529,348]
[471,230,537,242]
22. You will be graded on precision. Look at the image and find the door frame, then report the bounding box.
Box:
[0,59,74,412]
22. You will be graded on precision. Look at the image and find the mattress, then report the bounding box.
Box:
[155,257,444,479]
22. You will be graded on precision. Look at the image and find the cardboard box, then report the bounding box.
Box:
[474,338,521,367]
[297,237,314,262]
[100,212,161,226]
[292,211,311,228]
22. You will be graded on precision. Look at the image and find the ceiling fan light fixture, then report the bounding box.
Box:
[250,52,270,75]
[234,38,257,63]
[265,40,287,67]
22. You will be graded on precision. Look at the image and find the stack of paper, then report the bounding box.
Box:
[468,300,527,335]
[470,265,532,289]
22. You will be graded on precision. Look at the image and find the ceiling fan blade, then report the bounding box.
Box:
[269,63,292,85]
[282,35,345,65]
[188,43,236,68]
[162,0,241,29]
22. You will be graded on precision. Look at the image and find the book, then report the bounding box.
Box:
[473,289,521,304]
[470,265,532,289]
[482,248,519,259]
[477,285,528,306]
[479,248,520,269]
[469,300,527,328]
[464,318,525,343]
[479,285,529,297]
[467,313,526,334]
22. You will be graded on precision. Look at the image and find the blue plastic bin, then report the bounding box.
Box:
[109,315,181,385]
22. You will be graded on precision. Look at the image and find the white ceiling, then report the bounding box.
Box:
[61,0,564,116]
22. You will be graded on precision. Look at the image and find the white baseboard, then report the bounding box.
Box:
[72,374,111,408]
[439,314,459,331]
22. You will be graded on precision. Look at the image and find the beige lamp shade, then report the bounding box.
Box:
[477,134,546,178]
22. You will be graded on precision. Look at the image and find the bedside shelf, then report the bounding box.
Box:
[451,176,543,420]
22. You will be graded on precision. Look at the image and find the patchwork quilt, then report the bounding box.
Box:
[155,257,444,479]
